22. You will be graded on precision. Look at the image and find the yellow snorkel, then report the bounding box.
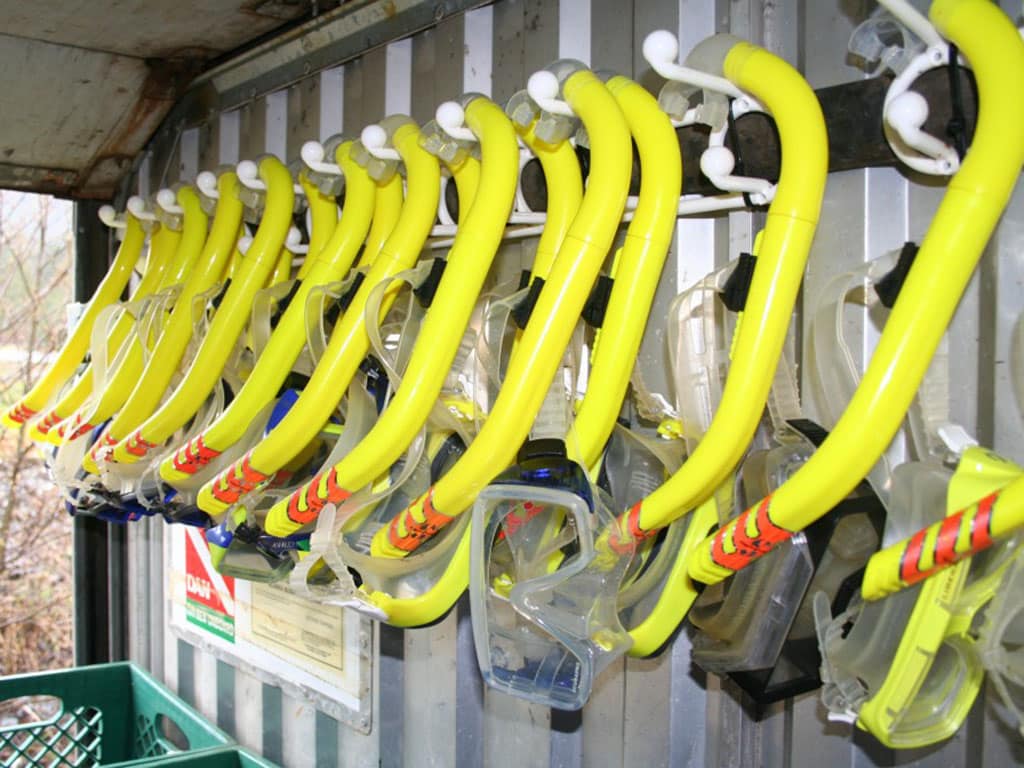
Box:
[3,209,148,430]
[91,155,294,472]
[261,94,518,538]
[590,30,825,657]
[511,116,583,284]
[619,33,827,546]
[294,162,338,281]
[194,117,440,515]
[158,143,379,493]
[688,0,1024,587]
[464,74,683,706]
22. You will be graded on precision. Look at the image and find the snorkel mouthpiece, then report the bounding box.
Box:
[470,445,634,709]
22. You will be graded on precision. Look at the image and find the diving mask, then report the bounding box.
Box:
[471,439,634,710]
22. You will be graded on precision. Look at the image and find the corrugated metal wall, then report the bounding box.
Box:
[123,0,1024,765]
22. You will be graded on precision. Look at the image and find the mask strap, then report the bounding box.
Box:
[302,269,366,366]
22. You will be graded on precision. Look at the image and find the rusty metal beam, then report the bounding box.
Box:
[0,163,79,196]
[76,59,202,199]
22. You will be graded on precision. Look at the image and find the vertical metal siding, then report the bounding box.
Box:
[123,0,1024,765]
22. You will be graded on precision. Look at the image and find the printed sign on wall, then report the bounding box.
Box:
[167,524,372,732]
[184,528,236,642]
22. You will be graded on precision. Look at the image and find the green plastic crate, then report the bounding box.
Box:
[0,662,231,767]
[137,748,277,768]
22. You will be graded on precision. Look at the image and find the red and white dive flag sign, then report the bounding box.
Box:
[184,527,236,642]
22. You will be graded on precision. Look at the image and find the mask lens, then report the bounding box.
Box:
[471,472,634,710]
[962,537,1017,592]
[889,638,974,737]
[994,594,1024,687]
[474,486,590,708]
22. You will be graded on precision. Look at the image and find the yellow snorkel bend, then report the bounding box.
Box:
[262,95,519,538]
[573,75,680,471]
[350,171,404,273]
[30,201,184,444]
[68,174,242,456]
[195,117,440,516]
[294,166,338,281]
[688,0,1024,587]
[578,32,824,656]
[464,76,682,705]
[48,186,216,446]
[158,144,379,493]
[92,155,294,472]
[372,62,631,560]
[615,34,827,546]
[265,236,298,289]
[3,210,148,430]
[511,117,583,284]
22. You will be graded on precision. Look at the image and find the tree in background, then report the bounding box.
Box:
[0,190,74,674]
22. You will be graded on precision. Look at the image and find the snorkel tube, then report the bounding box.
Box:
[688,0,1024,588]
[266,235,299,288]
[468,73,682,708]
[625,34,827,537]
[53,185,219,445]
[292,94,586,625]
[613,32,828,656]
[510,106,584,283]
[573,75,681,470]
[194,117,440,516]
[31,198,187,443]
[158,143,378,495]
[294,166,338,281]
[93,155,293,472]
[349,63,629,637]
[3,210,147,430]
[262,94,518,537]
